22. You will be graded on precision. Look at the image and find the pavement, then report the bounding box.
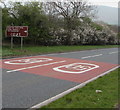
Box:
[1,47,119,109]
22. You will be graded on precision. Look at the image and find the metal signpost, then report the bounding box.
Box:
[11,37,13,49]
[6,26,28,49]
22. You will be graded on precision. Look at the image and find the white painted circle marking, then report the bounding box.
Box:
[4,58,53,65]
[53,63,99,74]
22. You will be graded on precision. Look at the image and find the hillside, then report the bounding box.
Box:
[95,6,118,26]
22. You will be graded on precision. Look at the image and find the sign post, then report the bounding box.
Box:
[6,26,28,49]
[11,37,13,49]
[21,37,23,50]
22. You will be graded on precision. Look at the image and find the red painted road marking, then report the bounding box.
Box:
[2,56,118,83]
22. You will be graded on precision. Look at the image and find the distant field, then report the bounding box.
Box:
[41,68,119,109]
[2,45,118,58]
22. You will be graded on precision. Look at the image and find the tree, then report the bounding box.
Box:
[1,1,14,42]
[48,1,95,45]
[2,2,53,45]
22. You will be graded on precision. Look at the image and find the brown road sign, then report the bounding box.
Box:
[6,26,28,37]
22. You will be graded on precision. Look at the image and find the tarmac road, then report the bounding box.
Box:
[2,47,119,108]
[47,47,119,64]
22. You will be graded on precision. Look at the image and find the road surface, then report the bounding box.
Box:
[2,48,119,108]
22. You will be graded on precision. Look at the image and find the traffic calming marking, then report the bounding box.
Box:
[2,56,118,83]
[4,58,53,65]
[53,63,99,74]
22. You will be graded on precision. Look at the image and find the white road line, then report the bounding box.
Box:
[81,54,103,59]
[30,66,120,109]
[7,60,66,73]
[109,51,119,54]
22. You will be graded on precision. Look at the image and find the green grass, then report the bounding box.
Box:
[2,45,118,58]
[40,68,119,109]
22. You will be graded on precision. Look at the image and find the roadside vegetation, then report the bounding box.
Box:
[1,2,119,47]
[1,1,119,58]
[40,68,119,109]
[2,45,118,58]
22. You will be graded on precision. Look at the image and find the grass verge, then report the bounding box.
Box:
[2,45,118,58]
[40,68,119,109]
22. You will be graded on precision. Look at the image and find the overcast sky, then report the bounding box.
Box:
[1,0,119,8]
[88,0,118,8]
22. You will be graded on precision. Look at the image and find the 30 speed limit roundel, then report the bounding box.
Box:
[53,63,99,74]
[4,58,53,65]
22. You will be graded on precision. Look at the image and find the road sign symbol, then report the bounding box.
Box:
[53,63,99,74]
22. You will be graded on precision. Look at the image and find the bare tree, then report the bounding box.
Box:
[48,1,96,45]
